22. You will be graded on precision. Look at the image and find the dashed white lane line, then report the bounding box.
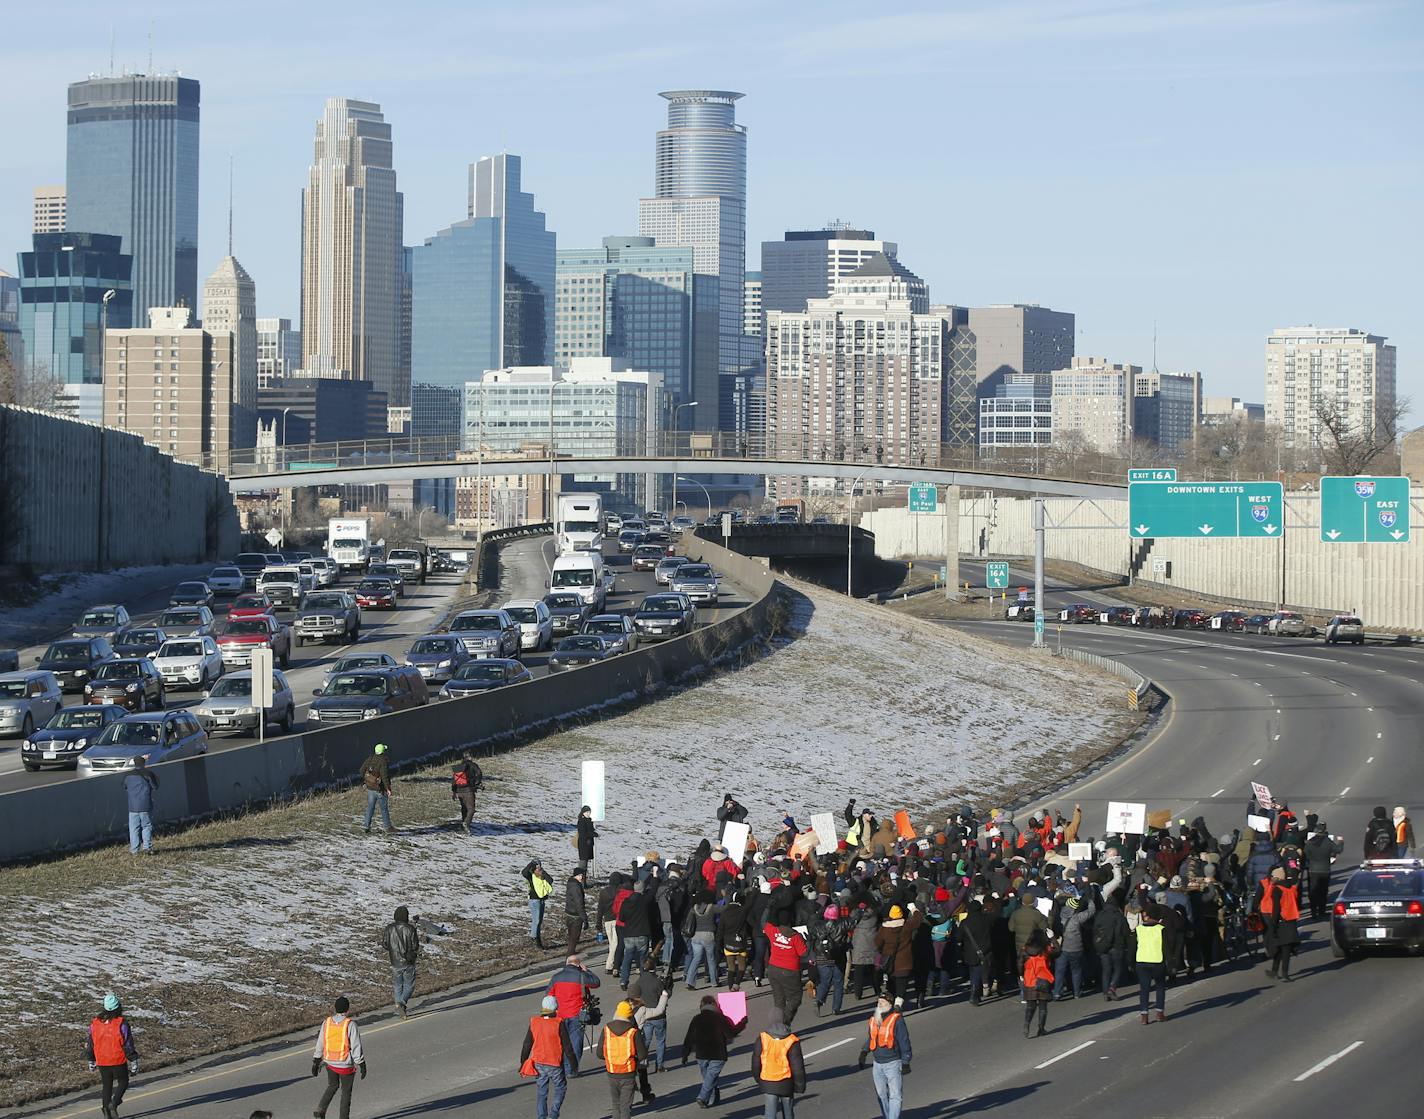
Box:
[1294,1040,1363,1082]
[1253,758,1263,766]
[1376,732,1383,739]
[1339,787,1351,797]
[1212,788,1225,798]
[1035,1040,1096,1070]
[804,1037,857,1059]
[1273,734,1281,741]
[1367,757,1374,764]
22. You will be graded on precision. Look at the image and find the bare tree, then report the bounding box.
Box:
[0,341,68,413]
[1315,396,1411,476]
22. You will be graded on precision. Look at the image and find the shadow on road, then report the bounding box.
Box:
[138,1074,307,1116]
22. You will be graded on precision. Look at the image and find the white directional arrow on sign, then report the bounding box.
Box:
[1325,529,1342,540]
[1391,530,1405,540]
[1263,525,1278,535]
[1134,524,1150,535]
[1198,524,1214,535]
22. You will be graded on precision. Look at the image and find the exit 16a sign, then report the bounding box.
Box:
[1129,481,1283,539]
[986,561,1009,589]
[1320,476,1410,543]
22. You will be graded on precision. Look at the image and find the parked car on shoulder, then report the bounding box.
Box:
[207,566,245,596]
[0,671,64,739]
[547,634,617,672]
[159,605,217,637]
[1134,606,1168,628]
[20,703,127,770]
[83,658,165,712]
[1209,611,1248,632]
[1243,613,1274,634]
[1005,603,1035,621]
[439,659,533,697]
[354,578,399,610]
[1324,614,1365,645]
[112,627,169,659]
[633,593,696,640]
[582,614,637,655]
[544,592,591,638]
[77,709,208,777]
[152,636,225,691]
[502,600,554,652]
[404,634,470,684]
[169,581,215,608]
[35,638,115,692]
[1172,608,1209,630]
[308,666,428,724]
[1100,606,1136,626]
[1268,611,1311,637]
[294,591,362,646]
[72,605,132,641]
[216,615,292,669]
[447,609,520,659]
[1058,603,1099,624]
[191,669,296,736]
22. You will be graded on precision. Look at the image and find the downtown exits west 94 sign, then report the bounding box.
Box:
[1128,481,1284,539]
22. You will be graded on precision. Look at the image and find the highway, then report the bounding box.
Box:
[15,558,1424,1119]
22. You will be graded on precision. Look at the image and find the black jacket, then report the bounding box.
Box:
[1091,902,1129,954]
[682,1006,740,1062]
[381,919,420,966]
[577,815,598,861]
[620,891,654,938]
[565,876,586,921]
[597,874,624,925]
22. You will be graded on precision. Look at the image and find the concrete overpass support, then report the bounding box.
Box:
[944,484,960,600]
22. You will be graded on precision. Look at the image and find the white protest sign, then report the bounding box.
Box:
[1068,842,1092,862]
[721,820,751,864]
[1250,781,1273,810]
[1247,814,1272,833]
[810,812,838,856]
[1106,801,1147,834]
[1035,896,1053,918]
[581,760,605,822]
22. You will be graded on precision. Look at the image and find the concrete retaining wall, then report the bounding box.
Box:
[0,405,241,571]
[0,536,780,863]
[863,489,1424,631]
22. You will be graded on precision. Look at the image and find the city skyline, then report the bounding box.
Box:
[3,0,1419,409]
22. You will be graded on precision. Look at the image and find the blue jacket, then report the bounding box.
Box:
[124,771,158,814]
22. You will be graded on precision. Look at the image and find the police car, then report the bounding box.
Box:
[1331,859,1424,958]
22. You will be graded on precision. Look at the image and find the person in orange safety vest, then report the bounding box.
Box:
[85,992,138,1119]
[752,1007,806,1119]
[594,1000,647,1119]
[1254,867,1301,982]
[310,996,366,1119]
[520,994,575,1119]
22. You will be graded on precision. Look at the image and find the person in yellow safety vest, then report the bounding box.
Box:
[520,995,576,1119]
[594,1000,648,1119]
[1134,905,1168,1025]
[858,996,912,1119]
[310,996,366,1119]
[523,858,555,949]
[752,1008,807,1119]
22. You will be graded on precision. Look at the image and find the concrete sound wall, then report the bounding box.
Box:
[0,537,780,863]
[863,489,1424,632]
[0,404,241,571]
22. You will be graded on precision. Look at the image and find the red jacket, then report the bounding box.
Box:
[764,923,808,970]
[612,887,633,927]
[701,857,737,891]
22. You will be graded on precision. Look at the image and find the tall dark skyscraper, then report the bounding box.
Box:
[66,75,200,321]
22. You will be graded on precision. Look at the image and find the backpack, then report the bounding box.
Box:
[1370,826,1394,854]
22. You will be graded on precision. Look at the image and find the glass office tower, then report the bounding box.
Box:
[17,232,133,383]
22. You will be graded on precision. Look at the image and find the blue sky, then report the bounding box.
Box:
[5,0,1420,408]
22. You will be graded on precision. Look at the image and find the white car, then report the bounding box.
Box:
[501,600,554,651]
[311,558,338,587]
[152,637,225,691]
[207,566,245,596]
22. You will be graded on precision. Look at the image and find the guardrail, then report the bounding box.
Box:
[472,522,553,591]
[0,536,783,864]
[1051,646,1153,711]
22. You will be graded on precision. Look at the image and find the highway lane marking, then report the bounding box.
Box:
[1253,758,1262,765]
[1273,734,1281,741]
[804,1037,857,1059]
[1034,1040,1096,1069]
[1376,732,1383,738]
[1339,787,1350,796]
[1211,788,1225,797]
[1293,1040,1363,1082]
[1367,757,1374,764]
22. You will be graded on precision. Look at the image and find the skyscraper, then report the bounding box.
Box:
[17,232,132,383]
[743,271,762,336]
[256,317,301,388]
[638,90,746,432]
[1264,326,1397,455]
[202,256,258,446]
[300,97,404,403]
[1132,370,1202,452]
[760,227,925,315]
[32,186,66,234]
[966,304,1075,384]
[66,75,199,321]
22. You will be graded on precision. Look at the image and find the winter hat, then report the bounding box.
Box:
[1169,875,1184,889]
[374,743,388,755]
[1066,896,1080,910]
[875,996,893,1013]
[541,995,559,1014]
[824,904,840,920]
[1394,807,1408,823]
[933,887,950,903]
[888,905,904,920]
[103,993,120,1012]
[1031,810,1044,824]
[782,815,797,832]
[614,1000,634,1019]
[753,851,766,864]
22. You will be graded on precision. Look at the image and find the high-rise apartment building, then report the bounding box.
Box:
[17,232,132,383]
[32,186,66,234]
[765,255,957,493]
[1264,327,1397,453]
[300,97,404,402]
[1132,370,1201,452]
[202,256,258,443]
[408,153,555,438]
[760,227,929,316]
[967,304,1075,384]
[102,306,241,458]
[638,90,746,430]
[743,271,763,336]
[66,76,199,322]
[256,317,301,388]
[1050,357,1139,454]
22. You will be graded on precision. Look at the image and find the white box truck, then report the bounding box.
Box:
[327,517,373,573]
[556,493,604,554]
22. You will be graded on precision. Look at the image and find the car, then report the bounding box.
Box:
[671,516,696,535]
[20,704,127,770]
[77,709,209,778]
[354,578,398,610]
[646,512,667,527]
[227,594,276,620]
[294,590,362,646]
[216,615,292,669]
[618,529,645,553]
[544,592,591,638]
[308,666,429,724]
[35,637,116,692]
[1005,603,1035,621]
[207,566,245,596]
[633,593,697,641]
[631,544,666,572]
[447,609,521,659]
[623,518,647,533]
[670,563,720,607]
[83,658,166,712]
[1209,611,1248,632]
[1058,603,1099,624]
[1172,608,1209,630]
[502,600,554,651]
[112,627,170,659]
[71,605,132,641]
[152,636,225,691]
[1268,611,1311,637]
[263,552,286,567]
[582,614,637,655]
[1134,607,1168,628]
[643,531,673,553]
[318,652,400,694]
[654,556,691,586]
[387,548,427,585]
[190,669,296,736]
[159,605,217,637]
[169,581,215,608]
[1099,606,1136,626]
[404,634,470,684]
[308,557,338,587]
[605,513,624,533]
[296,563,321,592]
[1331,859,1424,958]
[256,566,305,608]
[547,635,617,672]
[233,552,272,589]
[1325,614,1365,645]
[438,659,533,698]
[367,563,407,597]
[1243,613,1274,634]
[0,671,64,739]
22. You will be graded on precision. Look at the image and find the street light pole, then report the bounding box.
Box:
[847,465,873,597]
[672,400,698,515]
[676,475,712,520]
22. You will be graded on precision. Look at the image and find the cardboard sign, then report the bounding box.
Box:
[1068,842,1092,862]
[790,831,819,859]
[894,810,916,840]
[1250,781,1274,811]
[810,812,838,855]
[1106,801,1147,834]
[1035,897,1053,917]
[717,990,747,1027]
[1247,814,1272,833]
[581,760,605,822]
[721,821,751,864]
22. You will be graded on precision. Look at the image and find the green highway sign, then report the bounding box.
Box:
[1320,476,1410,543]
[908,482,937,513]
[986,561,1009,589]
[1128,468,1177,482]
[1129,481,1284,539]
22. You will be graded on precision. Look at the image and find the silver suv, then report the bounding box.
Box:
[0,671,63,739]
[447,610,521,659]
[1324,614,1365,645]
